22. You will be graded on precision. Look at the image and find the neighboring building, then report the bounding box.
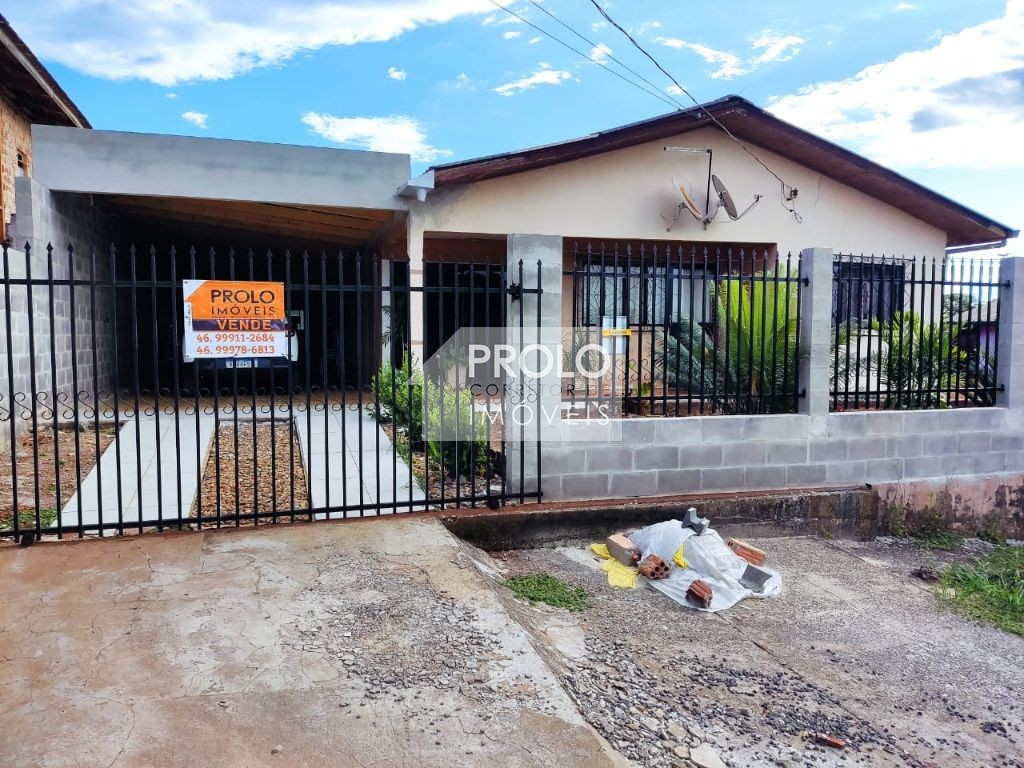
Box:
[0,13,89,241]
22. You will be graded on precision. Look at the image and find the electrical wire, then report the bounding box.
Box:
[522,0,689,111]
[484,0,680,110]
[586,0,803,222]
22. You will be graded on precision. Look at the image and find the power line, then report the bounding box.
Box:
[586,0,803,221]
[522,0,688,111]
[484,0,680,110]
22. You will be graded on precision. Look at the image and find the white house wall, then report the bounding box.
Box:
[414,125,948,259]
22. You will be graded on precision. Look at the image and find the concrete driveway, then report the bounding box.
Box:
[0,519,621,768]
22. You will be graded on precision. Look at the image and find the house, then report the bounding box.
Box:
[2,94,1022,534]
[0,13,89,241]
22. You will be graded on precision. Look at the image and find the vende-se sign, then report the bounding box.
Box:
[182,280,290,361]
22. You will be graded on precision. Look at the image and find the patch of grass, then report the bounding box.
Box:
[504,573,591,613]
[915,529,964,551]
[0,506,59,531]
[940,547,1024,636]
[976,512,1008,546]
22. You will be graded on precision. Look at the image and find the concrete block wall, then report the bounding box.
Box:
[537,250,1024,507]
[0,182,115,452]
[540,408,1024,502]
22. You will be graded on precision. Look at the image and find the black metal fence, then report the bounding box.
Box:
[565,242,805,416]
[830,254,1005,411]
[0,241,541,541]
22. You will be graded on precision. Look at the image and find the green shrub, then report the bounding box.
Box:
[372,355,492,480]
[423,381,493,479]
[371,354,424,442]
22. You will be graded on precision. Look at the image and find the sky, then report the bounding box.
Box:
[5,0,1022,252]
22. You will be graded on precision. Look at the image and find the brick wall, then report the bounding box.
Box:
[0,94,32,239]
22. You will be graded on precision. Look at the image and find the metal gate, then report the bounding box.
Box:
[0,241,543,540]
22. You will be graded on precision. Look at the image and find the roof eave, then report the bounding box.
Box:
[0,14,90,129]
[430,95,1016,248]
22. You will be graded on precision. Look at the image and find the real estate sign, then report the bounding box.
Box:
[182,280,289,361]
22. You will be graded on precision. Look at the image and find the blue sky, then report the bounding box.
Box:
[6,0,1022,250]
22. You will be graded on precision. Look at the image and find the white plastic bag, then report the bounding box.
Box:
[630,520,782,612]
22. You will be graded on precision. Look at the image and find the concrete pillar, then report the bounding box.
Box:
[504,234,563,501]
[798,247,834,437]
[406,213,426,366]
[997,256,1024,411]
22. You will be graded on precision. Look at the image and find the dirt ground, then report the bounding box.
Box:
[195,421,309,522]
[491,535,1024,768]
[0,426,115,528]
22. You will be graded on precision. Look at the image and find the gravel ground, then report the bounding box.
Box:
[287,547,575,725]
[0,426,115,528]
[489,535,1024,768]
[383,423,499,505]
[195,421,309,522]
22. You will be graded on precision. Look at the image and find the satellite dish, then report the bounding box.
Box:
[674,177,703,220]
[663,176,704,231]
[712,175,739,219]
[703,174,762,228]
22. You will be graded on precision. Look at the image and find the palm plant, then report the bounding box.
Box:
[833,311,995,409]
[656,274,803,414]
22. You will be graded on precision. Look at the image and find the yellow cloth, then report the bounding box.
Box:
[673,545,688,569]
[590,542,638,588]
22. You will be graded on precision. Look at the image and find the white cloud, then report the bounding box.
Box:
[387,66,407,81]
[528,36,542,44]
[482,10,523,25]
[503,30,522,40]
[301,113,452,163]
[894,2,917,10]
[4,0,492,86]
[665,85,684,96]
[657,29,806,79]
[494,63,572,96]
[181,111,208,129]
[657,37,748,79]
[768,0,1024,170]
[165,92,177,99]
[590,43,612,64]
[750,30,805,65]
[592,20,608,32]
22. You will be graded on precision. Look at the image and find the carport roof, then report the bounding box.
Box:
[104,194,400,245]
[430,95,1017,248]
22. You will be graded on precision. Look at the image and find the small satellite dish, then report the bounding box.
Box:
[712,175,739,219]
[703,174,762,229]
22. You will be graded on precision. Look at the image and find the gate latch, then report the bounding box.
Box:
[506,282,522,301]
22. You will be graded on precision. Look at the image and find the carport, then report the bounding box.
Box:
[27,125,413,393]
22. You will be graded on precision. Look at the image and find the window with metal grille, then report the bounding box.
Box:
[575,266,715,326]
[831,260,905,327]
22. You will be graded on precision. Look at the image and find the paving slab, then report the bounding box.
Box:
[0,519,623,768]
